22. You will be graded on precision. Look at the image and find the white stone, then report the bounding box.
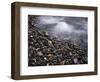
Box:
[37,51,43,56]
[73,58,78,64]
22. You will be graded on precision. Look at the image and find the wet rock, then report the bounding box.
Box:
[37,51,43,56]
[69,52,73,56]
[60,60,65,65]
[47,54,53,57]
[73,58,78,64]
[44,57,47,60]
[36,48,40,51]
[32,58,36,62]
[45,32,49,36]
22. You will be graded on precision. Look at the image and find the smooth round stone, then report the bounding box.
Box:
[73,58,78,64]
[37,51,43,56]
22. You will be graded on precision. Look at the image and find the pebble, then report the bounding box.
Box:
[73,58,78,64]
[37,51,43,56]
[47,54,53,57]
[69,52,73,56]
[44,57,47,60]
[60,60,65,65]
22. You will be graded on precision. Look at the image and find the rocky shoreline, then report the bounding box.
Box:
[28,27,87,66]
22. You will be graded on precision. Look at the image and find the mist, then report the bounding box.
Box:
[29,15,88,49]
